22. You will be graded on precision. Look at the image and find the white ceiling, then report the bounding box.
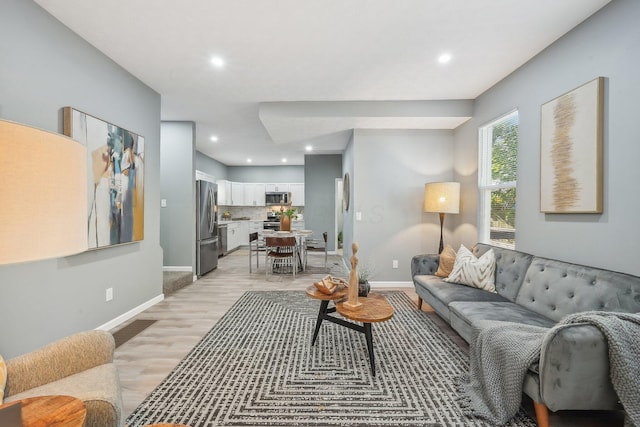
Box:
[34,0,610,166]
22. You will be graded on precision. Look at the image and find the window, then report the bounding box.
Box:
[478,110,518,248]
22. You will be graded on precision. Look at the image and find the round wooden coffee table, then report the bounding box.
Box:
[336,293,394,376]
[306,287,394,376]
[11,395,86,427]
[306,284,348,346]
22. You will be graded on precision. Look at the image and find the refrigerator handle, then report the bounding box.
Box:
[209,187,215,233]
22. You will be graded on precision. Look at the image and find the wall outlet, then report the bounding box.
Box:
[392,259,398,269]
[106,287,113,302]
[356,212,362,221]
[161,199,167,208]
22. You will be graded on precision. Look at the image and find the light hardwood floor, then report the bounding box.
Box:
[112,248,623,426]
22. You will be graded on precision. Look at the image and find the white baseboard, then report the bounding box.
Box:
[96,294,164,331]
[370,281,414,288]
[163,266,193,272]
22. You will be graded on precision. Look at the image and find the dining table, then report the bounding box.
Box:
[263,229,313,271]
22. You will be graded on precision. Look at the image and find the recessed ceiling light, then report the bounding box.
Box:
[210,56,225,68]
[438,53,452,64]
[247,158,252,163]
[305,145,313,152]
[210,135,219,142]
[282,158,287,163]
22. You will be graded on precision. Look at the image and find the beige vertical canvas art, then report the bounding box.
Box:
[540,77,604,213]
[64,107,145,249]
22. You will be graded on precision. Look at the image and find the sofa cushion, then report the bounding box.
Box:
[473,243,533,302]
[435,245,456,277]
[445,245,496,292]
[448,301,555,343]
[414,274,508,320]
[0,353,5,403]
[516,257,640,322]
[4,363,122,427]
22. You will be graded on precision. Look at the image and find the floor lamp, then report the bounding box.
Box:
[0,120,87,265]
[424,182,460,254]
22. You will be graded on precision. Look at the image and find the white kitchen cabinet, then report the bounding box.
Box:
[226,222,241,251]
[244,183,266,206]
[249,220,264,233]
[231,182,243,206]
[265,183,290,193]
[217,180,232,205]
[238,221,249,245]
[289,183,304,206]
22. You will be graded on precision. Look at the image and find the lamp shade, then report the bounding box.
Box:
[0,120,88,264]
[424,182,460,214]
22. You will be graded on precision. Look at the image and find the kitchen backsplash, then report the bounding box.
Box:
[219,206,305,221]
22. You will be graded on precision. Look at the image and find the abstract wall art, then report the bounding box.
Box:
[540,77,604,213]
[64,107,145,249]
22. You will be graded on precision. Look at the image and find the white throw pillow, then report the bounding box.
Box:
[444,245,496,292]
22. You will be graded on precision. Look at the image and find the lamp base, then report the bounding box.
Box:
[438,212,445,254]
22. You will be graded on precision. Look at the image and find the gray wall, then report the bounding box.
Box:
[342,135,355,264]
[161,122,196,269]
[349,129,455,281]
[228,165,304,182]
[0,0,163,358]
[304,155,343,250]
[453,0,640,276]
[196,151,228,180]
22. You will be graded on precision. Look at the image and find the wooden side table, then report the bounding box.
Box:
[0,395,86,427]
[306,287,394,376]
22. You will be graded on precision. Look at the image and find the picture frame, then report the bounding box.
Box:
[343,172,350,211]
[539,77,604,213]
[63,107,145,249]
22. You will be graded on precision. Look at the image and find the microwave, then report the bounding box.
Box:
[265,192,291,206]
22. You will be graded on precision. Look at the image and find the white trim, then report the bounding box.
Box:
[163,266,193,272]
[193,274,198,282]
[195,170,216,183]
[95,294,164,331]
[370,281,414,288]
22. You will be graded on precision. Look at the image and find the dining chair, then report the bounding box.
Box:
[249,232,260,273]
[305,231,328,271]
[265,236,299,278]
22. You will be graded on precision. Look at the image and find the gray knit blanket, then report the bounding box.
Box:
[459,311,640,426]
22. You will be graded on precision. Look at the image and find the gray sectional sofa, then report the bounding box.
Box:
[411,243,640,427]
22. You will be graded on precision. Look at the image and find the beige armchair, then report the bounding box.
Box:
[3,330,123,427]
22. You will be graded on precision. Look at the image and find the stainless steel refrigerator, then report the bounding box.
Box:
[196,180,219,276]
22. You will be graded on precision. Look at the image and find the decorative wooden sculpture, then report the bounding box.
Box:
[344,242,362,309]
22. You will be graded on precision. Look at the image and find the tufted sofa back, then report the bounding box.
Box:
[473,243,533,302]
[516,257,640,321]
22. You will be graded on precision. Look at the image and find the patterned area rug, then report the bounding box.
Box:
[126,291,536,427]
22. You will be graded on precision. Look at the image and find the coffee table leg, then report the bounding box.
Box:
[364,322,375,376]
[311,300,330,346]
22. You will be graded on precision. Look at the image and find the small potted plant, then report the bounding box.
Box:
[280,207,297,231]
[356,260,374,297]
